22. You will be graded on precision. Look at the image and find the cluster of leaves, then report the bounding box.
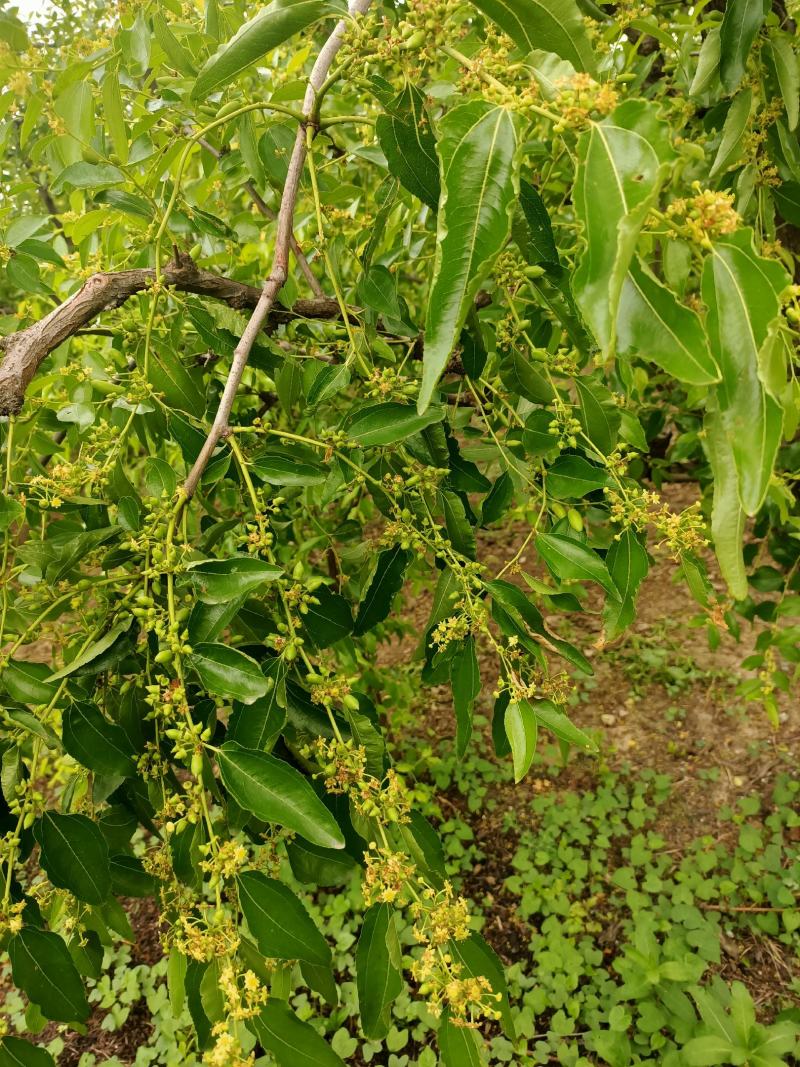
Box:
[0,0,798,1063]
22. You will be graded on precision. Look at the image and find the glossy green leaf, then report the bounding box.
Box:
[720,0,766,92]
[36,812,111,904]
[448,932,515,1039]
[286,836,358,886]
[546,454,608,498]
[48,618,133,681]
[617,258,720,385]
[534,698,596,750]
[186,556,283,603]
[238,870,331,965]
[101,72,128,165]
[420,102,520,412]
[345,402,443,447]
[439,1009,486,1066]
[505,699,538,782]
[218,742,345,848]
[451,635,480,758]
[709,90,752,178]
[702,230,789,514]
[513,177,559,267]
[353,545,412,636]
[62,701,137,777]
[148,348,205,415]
[603,528,649,638]
[471,0,595,72]
[0,1036,56,1067]
[356,903,404,1041]
[304,586,354,649]
[52,161,124,193]
[9,928,90,1023]
[767,35,799,131]
[573,101,673,355]
[189,644,271,704]
[536,532,620,599]
[2,659,57,705]
[252,450,327,486]
[704,409,747,600]
[250,999,346,1067]
[227,657,286,750]
[192,0,345,98]
[375,83,439,209]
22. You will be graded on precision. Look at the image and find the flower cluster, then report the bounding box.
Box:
[553,74,619,129]
[606,487,708,557]
[666,185,740,243]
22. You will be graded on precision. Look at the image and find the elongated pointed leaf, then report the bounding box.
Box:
[450,636,480,758]
[238,870,331,965]
[186,556,283,603]
[62,701,137,777]
[720,0,766,92]
[356,903,404,1040]
[439,1009,486,1066]
[505,699,537,782]
[250,1000,346,1067]
[573,101,673,355]
[0,1036,56,1067]
[189,643,271,704]
[345,402,443,447]
[534,698,596,750]
[375,83,439,209]
[704,408,747,600]
[470,0,595,73]
[218,742,345,848]
[9,928,90,1023]
[192,0,345,99]
[252,450,327,486]
[48,617,133,680]
[603,528,649,638]
[546,455,609,498]
[617,258,720,385]
[353,545,412,636]
[702,230,789,514]
[36,812,111,904]
[420,102,520,412]
[536,532,620,599]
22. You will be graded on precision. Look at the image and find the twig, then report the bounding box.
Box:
[196,136,324,299]
[182,0,374,501]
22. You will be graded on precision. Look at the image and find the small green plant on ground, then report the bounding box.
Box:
[0,0,799,1064]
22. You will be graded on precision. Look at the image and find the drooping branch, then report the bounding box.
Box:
[0,256,340,416]
[182,0,374,499]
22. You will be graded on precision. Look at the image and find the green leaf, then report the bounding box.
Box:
[450,636,480,758]
[36,812,111,904]
[573,101,673,355]
[702,230,789,514]
[0,1036,56,1067]
[375,83,439,210]
[186,557,283,604]
[227,657,287,750]
[546,454,608,498]
[48,618,133,681]
[189,644,271,704]
[439,1010,486,1066]
[505,699,538,782]
[704,409,747,600]
[286,836,358,886]
[513,177,559,267]
[52,162,125,193]
[534,698,596,750]
[101,72,128,165]
[353,545,412,636]
[682,1035,736,1066]
[0,12,28,51]
[470,0,595,73]
[249,999,346,1067]
[149,348,205,415]
[2,660,57,705]
[238,870,331,965]
[356,903,404,1040]
[0,492,23,532]
[345,402,443,447]
[536,532,620,598]
[9,928,90,1023]
[144,457,177,498]
[303,586,354,649]
[192,0,345,99]
[774,180,800,225]
[448,932,515,1039]
[617,258,720,385]
[482,470,514,525]
[420,102,520,412]
[218,742,345,848]
[62,701,137,777]
[767,35,799,131]
[709,90,752,178]
[252,449,328,486]
[603,529,649,638]
[720,0,766,92]
[498,350,554,403]
[153,11,197,74]
[440,488,476,559]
